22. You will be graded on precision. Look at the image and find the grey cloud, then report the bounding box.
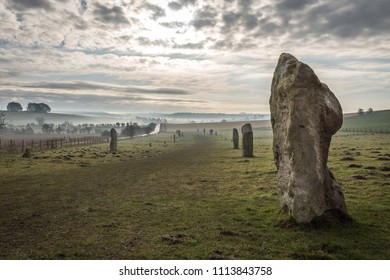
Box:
[191,6,218,30]
[238,0,254,10]
[137,37,170,47]
[93,3,129,26]
[160,21,186,29]
[0,89,153,110]
[168,0,197,11]
[6,0,53,11]
[215,0,390,52]
[221,2,262,33]
[243,13,259,30]
[275,0,390,38]
[0,90,204,112]
[222,11,241,31]
[276,0,318,11]
[146,3,166,20]
[0,70,20,79]
[0,81,192,95]
[79,0,88,14]
[167,2,182,11]
[174,42,204,50]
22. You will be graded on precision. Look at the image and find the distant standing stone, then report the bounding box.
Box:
[233,128,239,149]
[22,148,31,158]
[209,129,214,135]
[110,128,117,152]
[241,123,253,157]
[269,53,347,223]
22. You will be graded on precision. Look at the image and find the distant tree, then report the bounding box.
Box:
[357,108,364,115]
[121,124,136,138]
[55,126,64,134]
[0,110,6,129]
[25,124,34,134]
[367,107,374,113]
[42,123,54,134]
[144,123,156,135]
[35,117,45,128]
[27,103,51,113]
[7,102,23,112]
[101,130,111,137]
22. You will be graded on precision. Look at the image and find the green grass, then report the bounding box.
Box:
[342,110,390,131]
[0,130,389,260]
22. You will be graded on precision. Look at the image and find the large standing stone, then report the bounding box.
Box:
[110,128,117,152]
[233,128,239,149]
[241,123,253,157]
[270,53,347,223]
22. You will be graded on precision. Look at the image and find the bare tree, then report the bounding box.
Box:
[0,110,6,129]
[367,107,374,113]
[357,108,364,115]
[35,117,45,128]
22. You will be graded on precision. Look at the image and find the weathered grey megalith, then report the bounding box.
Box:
[241,123,253,157]
[233,128,239,149]
[270,53,347,223]
[110,128,117,152]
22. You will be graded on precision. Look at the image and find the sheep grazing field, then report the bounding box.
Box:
[0,114,389,260]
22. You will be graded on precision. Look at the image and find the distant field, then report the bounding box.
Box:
[166,120,271,133]
[167,110,390,133]
[342,110,390,131]
[0,130,389,260]
[3,109,389,133]
[4,111,95,126]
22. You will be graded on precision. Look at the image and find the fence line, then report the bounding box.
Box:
[0,136,109,153]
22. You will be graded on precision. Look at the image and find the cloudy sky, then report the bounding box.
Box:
[0,0,389,114]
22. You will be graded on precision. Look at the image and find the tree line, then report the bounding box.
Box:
[6,102,51,113]
[1,116,157,137]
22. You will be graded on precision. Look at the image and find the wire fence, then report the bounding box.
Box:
[0,136,109,153]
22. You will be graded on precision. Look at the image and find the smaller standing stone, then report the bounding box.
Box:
[209,129,214,135]
[241,123,253,157]
[233,128,239,149]
[22,148,31,158]
[110,128,117,152]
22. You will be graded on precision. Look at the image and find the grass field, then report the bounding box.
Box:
[341,110,390,131]
[0,128,389,260]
